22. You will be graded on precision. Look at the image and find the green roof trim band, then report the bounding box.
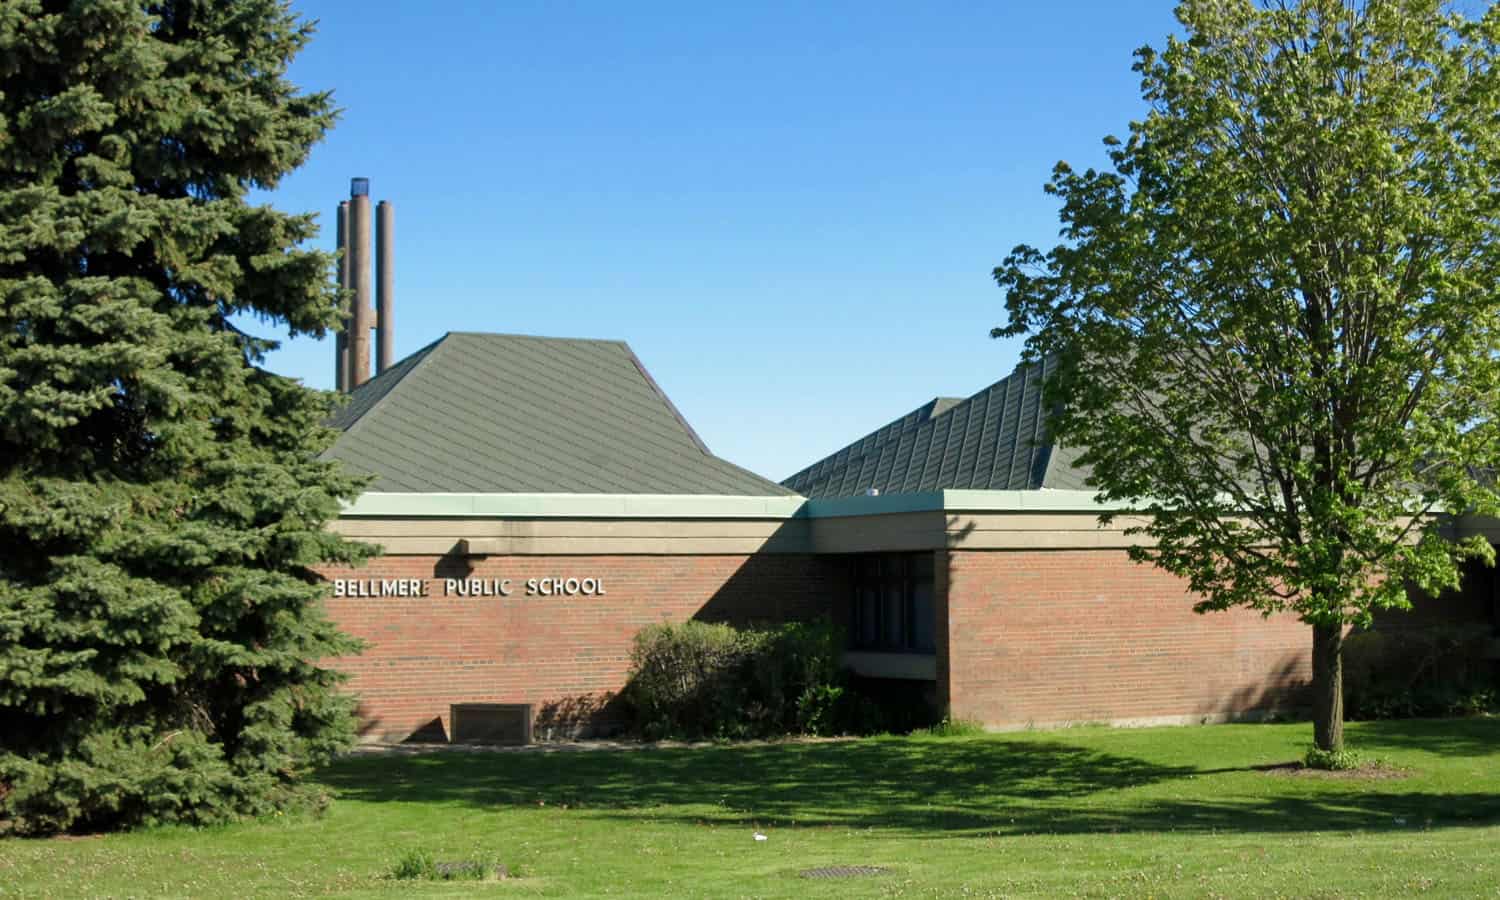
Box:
[339,489,1136,520]
[803,489,1144,518]
[340,492,813,519]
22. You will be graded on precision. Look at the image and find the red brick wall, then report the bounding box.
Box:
[318,546,1323,739]
[317,554,846,741]
[942,549,1311,727]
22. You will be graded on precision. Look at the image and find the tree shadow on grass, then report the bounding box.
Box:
[1347,716,1500,757]
[946,792,1500,837]
[317,732,1500,836]
[321,738,1186,829]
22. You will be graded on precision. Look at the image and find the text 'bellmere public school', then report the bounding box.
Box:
[330,577,607,598]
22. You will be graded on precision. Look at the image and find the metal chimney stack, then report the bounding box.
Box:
[334,200,350,392]
[337,177,394,391]
[376,200,395,373]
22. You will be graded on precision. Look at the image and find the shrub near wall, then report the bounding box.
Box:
[621,620,848,740]
[1344,626,1499,720]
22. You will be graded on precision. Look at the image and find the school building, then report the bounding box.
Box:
[318,183,1496,743]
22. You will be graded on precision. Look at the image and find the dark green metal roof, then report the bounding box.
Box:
[326,332,794,496]
[782,359,1088,498]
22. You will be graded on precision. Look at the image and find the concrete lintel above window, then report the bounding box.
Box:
[1453,515,1500,542]
[843,651,938,681]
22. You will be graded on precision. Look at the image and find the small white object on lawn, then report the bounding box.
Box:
[753,831,767,841]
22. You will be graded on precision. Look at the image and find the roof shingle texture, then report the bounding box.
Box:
[782,358,1088,498]
[326,332,794,495]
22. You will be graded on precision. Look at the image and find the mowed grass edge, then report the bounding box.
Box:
[2,718,1498,898]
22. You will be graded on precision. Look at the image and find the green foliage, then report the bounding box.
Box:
[995,0,1500,751]
[621,620,757,740]
[621,619,856,740]
[1344,627,1499,720]
[915,716,987,739]
[795,683,846,736]
[1303,745,1364,771]
[389,848,436,881]
[0,1,370,833]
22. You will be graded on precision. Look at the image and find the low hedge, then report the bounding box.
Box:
[620,618,873,740]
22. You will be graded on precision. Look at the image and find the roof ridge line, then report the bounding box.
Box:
[622,345,712,455]
[335,333,451,445]
[781,358,1060,496]
[616,346,788,494]
[445,329,629,345]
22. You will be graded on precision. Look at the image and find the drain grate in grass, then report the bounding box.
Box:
[434,861,510,879]
[799,865,890,879]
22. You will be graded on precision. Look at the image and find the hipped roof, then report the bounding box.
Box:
[782,358,1088,498]
[325,332,794,496]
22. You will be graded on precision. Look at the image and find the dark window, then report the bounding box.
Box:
[857,585,879,646]
[850,553,937,653]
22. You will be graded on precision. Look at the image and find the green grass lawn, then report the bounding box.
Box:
[4,718,1499,898]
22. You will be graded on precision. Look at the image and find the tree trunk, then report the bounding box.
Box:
[1311,623,1345,752]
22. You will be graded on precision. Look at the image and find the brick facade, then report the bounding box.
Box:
[316,542,1334,741]
[941,549,1312,727]
[317,553,847,741]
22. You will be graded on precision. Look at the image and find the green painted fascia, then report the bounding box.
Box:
[940,489,1144,511]
[340,492,810,519]
[341,489,1140,520]
[341,489,1448,538]
[800,492,945,518]
[803,489,1139,518]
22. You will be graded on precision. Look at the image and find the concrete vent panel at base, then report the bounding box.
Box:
[449,703,533,745]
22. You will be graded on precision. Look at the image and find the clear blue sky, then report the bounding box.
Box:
[252,1,1181,482]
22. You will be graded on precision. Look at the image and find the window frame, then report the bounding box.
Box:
[850,553,936,654]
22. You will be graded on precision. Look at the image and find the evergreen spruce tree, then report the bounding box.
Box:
[0,1,373,833]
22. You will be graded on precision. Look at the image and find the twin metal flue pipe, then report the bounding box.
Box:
[336,177,393,391]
